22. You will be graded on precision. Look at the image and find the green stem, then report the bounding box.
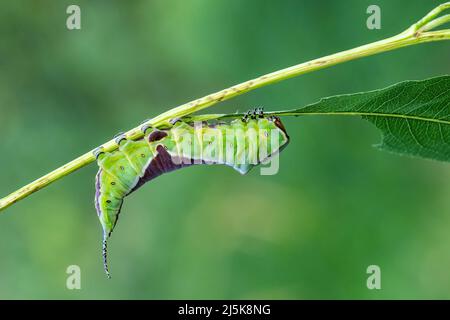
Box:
[1,3,450,212]
[184,110,450,126]
[415,2,450,31]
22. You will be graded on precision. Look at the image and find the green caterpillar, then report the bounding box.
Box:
[94,109,289,277]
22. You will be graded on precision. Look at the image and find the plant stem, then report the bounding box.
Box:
[1,3,450,212]
[184,110,450,126]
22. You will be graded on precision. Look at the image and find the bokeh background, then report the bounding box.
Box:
[0,0,449,299]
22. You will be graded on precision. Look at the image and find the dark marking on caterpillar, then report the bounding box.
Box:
[148,130,168,142]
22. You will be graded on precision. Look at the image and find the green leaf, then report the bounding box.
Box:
[289,75,450,162]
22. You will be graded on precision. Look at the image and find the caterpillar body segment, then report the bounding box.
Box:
[94,114,289,276]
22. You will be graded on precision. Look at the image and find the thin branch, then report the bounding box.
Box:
[415,2,450,31]
[184,110,450,126]
[1,3,450,212]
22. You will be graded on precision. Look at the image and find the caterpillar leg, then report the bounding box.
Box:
[256,107,264,118]
[250,107,264,119]
[242,110,251,122]
[242,107,264,122]
[169,117,182,125]
[113,132,127,146]
[140,118,154,134]
[93,146,105,160]
[142,125,152,134]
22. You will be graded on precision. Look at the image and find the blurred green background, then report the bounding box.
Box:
[0,0,449,299]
